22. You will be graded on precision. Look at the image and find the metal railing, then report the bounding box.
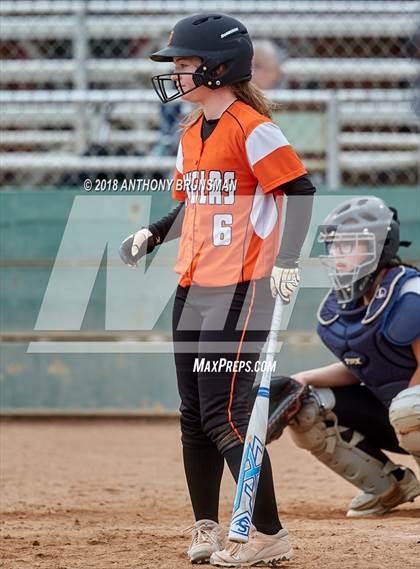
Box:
[1,0,417,15]
[1,89,418,189]
[1,14,415,38]
[1,1,418,188]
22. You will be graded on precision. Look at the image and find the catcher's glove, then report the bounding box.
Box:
[250,376,309,444]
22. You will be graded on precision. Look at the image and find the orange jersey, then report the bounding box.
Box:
[172,100,306,287]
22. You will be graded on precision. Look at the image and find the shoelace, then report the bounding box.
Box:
[225,531,256,556]
[226,541,245,556]
[183,523,218,546]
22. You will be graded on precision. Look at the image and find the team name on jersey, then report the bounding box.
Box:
[175,170,237,205]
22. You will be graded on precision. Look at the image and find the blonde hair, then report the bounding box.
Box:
[181,81,279,129]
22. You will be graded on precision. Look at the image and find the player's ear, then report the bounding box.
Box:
[213,64,227,77]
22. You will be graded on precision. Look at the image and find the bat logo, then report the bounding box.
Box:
[232,514,251,536]
[230,436,264,537]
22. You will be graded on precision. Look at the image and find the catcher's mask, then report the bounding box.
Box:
[318,197,401,305]
[150,13,253,103]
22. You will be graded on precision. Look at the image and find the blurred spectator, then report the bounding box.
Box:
[251,40,289,90]
[152,102,183,156]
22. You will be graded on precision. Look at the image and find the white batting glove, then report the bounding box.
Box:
[270,266,300,302]
[131,228,153,257]
[119,228,154,267]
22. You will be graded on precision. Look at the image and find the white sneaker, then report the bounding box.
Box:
[347,467,420,517]
[210,527,293,567]
[185,519,226,564]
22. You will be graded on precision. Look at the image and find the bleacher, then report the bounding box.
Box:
[0,0,419,188]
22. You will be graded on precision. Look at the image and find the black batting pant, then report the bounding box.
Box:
[172,277,282,532]
[332,384,407,455]
[173,277,275,452]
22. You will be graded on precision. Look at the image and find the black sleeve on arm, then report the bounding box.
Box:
[148,202,185,245]
[275,175,316,267]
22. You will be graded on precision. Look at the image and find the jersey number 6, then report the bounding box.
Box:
[213,214,233,246]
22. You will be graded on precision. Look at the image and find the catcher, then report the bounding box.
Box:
[259,196,420,517]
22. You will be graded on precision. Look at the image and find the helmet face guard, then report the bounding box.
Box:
[151,55,251,103]
[151,71,205,104]
[318,230,378,304]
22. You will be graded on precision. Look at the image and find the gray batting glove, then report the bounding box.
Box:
[270,266,300,302]
[119,228,154,267]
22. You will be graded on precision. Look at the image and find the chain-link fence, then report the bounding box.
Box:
[1,0,419,188]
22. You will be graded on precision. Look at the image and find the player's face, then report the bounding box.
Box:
[171,57,205,102]
[252,56,281,90]
[330,240,369,273]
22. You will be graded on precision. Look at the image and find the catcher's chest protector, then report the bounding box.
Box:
[317,266,419,407]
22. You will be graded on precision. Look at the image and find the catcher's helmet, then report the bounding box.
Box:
[318,197,401,304]
[150,13,253,103]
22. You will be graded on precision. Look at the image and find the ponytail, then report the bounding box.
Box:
[231,81,279,118]
[386,256,419,271]
[180,107,204,129]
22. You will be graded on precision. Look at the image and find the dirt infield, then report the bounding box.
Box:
[1,419,419,569]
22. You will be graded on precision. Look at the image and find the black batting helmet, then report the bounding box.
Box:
[150,13,253,103]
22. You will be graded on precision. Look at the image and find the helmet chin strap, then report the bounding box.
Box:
[336,266,388,306]
[336,274,374,305]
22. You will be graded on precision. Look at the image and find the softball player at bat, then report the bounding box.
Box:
[120,13,315,565]
[267,196,420,518]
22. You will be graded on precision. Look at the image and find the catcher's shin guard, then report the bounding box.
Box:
[347,466,420,517]
[289,388,407,504]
